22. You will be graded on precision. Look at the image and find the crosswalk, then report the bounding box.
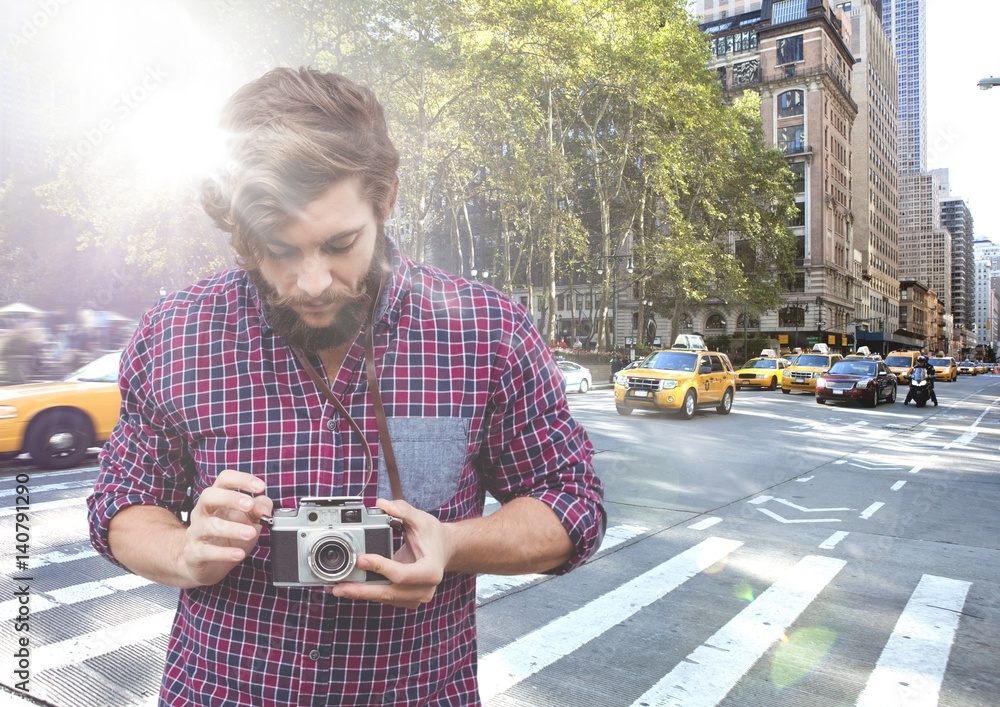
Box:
[0,477,978,707]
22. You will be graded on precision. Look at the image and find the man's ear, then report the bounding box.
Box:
[385,178,399,215]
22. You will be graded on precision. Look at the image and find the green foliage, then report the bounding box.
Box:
[3,0,795,331]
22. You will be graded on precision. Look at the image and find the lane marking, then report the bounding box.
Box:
[30,610,176,673]
[757,508,842,524]
[773,498,851,513]
[478,536,744,700]
[632,555,846,707]
[891,480,906,491]
[819,531,849,549]
[476,524,644,602]
[688,517,722,530]
[857,574,971,707]
[859,502,885,519]
[0,495,85,517]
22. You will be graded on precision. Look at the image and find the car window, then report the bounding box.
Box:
[647,351,698,372]
[796,355,828,367]
[68,352,121,383]
[710,356,725,373]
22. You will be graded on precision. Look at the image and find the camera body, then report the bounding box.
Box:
[269,497,397,587]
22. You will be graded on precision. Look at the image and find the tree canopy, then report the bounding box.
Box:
[1,0,795,335]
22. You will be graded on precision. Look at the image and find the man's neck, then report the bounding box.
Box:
[317,341,354,381]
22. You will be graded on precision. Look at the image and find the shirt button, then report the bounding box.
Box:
[326,420,336,431]
[309,649,321,661]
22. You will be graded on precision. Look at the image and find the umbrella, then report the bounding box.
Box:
[0,302,46,316]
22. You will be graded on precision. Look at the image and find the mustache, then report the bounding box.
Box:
[270,287,364,309]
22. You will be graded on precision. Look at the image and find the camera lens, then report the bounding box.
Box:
[308,534,356,582]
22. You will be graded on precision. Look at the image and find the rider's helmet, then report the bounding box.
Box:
[917,355,927,364]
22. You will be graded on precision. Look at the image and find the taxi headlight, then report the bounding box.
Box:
[755,373,766,379]
[0,405,19,419]
[660,380,678,390]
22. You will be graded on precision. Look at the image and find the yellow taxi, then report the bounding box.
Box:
[884,350,922,384]
[781,351,844,394]
[734,356,788,390]
[975,361,990,375]
[0,351,121,469]
[614,347,736,419]
[928,356,958,382]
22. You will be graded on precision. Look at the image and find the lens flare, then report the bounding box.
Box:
[733,582,755,602]
[770,626,838,690]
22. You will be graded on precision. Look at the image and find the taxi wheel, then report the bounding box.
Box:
[680,390,697,420]
[768,377,778,390]
[27,409,92,470]
[616,405,632,416]
[781,388,790,395]
[716,389,733,415]
[579,379,590,394]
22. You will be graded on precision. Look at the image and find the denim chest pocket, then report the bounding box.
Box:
[377,417,471,511]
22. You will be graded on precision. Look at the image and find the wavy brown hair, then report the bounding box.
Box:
[202,67,400,267]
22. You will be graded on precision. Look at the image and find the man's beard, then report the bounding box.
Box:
[250,234,389,353]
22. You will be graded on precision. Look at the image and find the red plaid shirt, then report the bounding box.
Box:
[88,240,605,706]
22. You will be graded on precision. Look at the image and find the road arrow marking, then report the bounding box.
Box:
[757,508,842,524]
[772,498,851,512]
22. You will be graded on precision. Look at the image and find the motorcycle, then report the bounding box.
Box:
[908,366,932,407]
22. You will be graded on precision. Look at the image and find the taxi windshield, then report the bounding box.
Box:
[795,355,828,367]
[750,359,776,369]
[929,358,950,366]
[644,351,699,372]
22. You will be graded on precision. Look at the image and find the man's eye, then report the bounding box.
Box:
[264,244,296,260]
[323,239,357,255]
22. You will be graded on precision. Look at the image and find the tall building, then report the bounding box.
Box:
[938,188,974,347]
[695,0,763,21]
[701,0,860,351]
[974,239,1000,352]
[881,0,926,174]
[845,0,900,354]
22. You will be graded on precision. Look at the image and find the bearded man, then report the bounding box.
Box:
[88,67,605,706]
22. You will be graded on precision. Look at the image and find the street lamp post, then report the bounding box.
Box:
[596,252,634,351]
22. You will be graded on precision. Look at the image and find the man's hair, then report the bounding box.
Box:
[202,67,400,267]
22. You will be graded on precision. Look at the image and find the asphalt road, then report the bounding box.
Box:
[1,373,998,705]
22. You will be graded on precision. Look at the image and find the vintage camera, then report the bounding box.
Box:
[268,497,399,587]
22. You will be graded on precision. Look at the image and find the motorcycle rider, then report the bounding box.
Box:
[903,354,938,406]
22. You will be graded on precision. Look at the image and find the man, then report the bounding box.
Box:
[903,354,938,406]
[87,67,605,706]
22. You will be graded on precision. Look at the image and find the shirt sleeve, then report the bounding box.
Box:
[87,315,194,567]
[480,306,606,575]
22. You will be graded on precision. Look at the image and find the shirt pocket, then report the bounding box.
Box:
[377,417,471,512]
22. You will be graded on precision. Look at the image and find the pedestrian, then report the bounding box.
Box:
[87,67,605,706]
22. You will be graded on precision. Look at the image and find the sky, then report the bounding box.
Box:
[925,0,1000,243]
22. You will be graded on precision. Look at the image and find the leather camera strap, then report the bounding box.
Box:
[289,275,403,501]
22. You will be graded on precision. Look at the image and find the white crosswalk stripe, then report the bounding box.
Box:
[1,477,978,707]
[632,555,847,706]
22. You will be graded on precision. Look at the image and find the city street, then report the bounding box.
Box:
[1,374,999,705]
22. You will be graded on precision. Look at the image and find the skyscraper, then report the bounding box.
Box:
[881,0,926,173]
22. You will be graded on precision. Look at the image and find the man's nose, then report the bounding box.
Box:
[297,257,333,298]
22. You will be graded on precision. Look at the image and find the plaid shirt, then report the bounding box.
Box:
[88,240,605,706]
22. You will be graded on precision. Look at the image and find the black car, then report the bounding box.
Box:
[815,359,897,407]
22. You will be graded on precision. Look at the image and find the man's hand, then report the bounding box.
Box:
[329,499,449,610]
[181,470,273,587]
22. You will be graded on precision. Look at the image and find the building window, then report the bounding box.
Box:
[779,124,805,154]
[789,162,805,192]
[778,90,804,117]
[773,0,807,25]
[779,306,807,327]
[776,35,804,65]
[706,313,727,330]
